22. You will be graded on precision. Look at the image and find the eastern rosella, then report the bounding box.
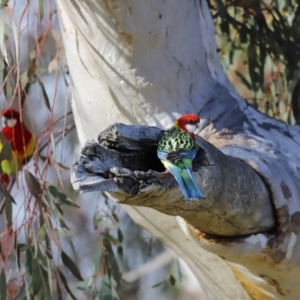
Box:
[0,109,36,185]
[157,114,205,201]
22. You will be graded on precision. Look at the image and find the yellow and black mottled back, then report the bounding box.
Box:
[157,126,196,162]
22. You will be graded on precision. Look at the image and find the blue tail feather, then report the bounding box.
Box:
[182,168,205,200]
[168,165,190,200]
[168,165,205,201]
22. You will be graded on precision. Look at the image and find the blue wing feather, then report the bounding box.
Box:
[157,150,168,160]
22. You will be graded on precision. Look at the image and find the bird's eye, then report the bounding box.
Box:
[189,119,193,123]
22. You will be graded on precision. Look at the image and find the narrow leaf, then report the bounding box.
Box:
[48,58,58,73]
[0,12,9,65]
[45,216,61,248]
[152,280,165,288]
[61,250,83,281]
[5,194,12,227]
[235,71,252,91]
[44,232,53,259]
[47,185,79,208]
[38,0,44,20]
[105,234,121,248]
[50,132,56,158]
[56,278,63,300]
[0,133,12,163]
[25,248,33,292]
[0,184,16,207]
[50,157,70,171]
[19,71,28,90]
[0,269,7,300]
[4,7,19,63]
[35,75,51,110]
[17,243,25,270]
[31,254,50,296]
[14,284,26,300]
[117,245,123,258]
[99,275,112,298]
[59,218,70,230]
[93,212,100,230]
[292,80,300,124]
[97,218,117,230]
[32,231,38,259]
[93,247,102,267]
[0,1,8,8]
[239,27,247,44]
[58,269,76,300]
[169,275,176,286]
[24,170,42,198]
[26,248,32,275]
[117,229,123,243]
[39,224,47,241]
[104,235,121,286]
[46,257,53,296]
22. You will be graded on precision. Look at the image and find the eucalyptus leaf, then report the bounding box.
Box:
[58,269,77,300]
[14,284,26,300]
[24,170,42,199]
[0,269,7,300]
[292,80,300,124]
[35,75,51,111]
[47,185,80,208]
[61,250,83,281]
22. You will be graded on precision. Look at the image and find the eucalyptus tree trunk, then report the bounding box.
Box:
[56,0,300,299]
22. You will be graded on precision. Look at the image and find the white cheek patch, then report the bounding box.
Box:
[7,118,17,127]
[1,117,6,128]
[185,124,197,133]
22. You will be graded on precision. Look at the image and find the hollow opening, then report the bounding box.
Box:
[140,145,165,172]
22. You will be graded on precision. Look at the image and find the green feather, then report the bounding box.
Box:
[157,126,205,201]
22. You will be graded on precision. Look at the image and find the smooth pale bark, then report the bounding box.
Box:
[57,0,300,299]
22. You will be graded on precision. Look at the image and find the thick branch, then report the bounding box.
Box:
[72,123,275,236]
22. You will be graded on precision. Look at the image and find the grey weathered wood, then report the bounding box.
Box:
[72,123,274,236]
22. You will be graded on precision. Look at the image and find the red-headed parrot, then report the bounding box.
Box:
[157,114,205,201]
[0,108,36,185]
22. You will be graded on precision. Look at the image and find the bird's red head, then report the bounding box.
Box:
[1,108,31,153]
[1,109,21,128]
[175,114,199,131]
[175,114,200,138]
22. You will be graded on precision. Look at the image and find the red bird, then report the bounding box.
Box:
[0,109,36,185]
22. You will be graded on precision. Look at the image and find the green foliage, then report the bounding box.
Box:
[74,214,124,299]
[25,247,51,298]
[61,250,84,281]
[0,269,7,300]
[7,170,85,299]
[0,3,127,296]
[151,257,183,297]
[209,0,300,124]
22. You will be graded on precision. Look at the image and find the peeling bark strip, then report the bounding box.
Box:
[72,123,274,237]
